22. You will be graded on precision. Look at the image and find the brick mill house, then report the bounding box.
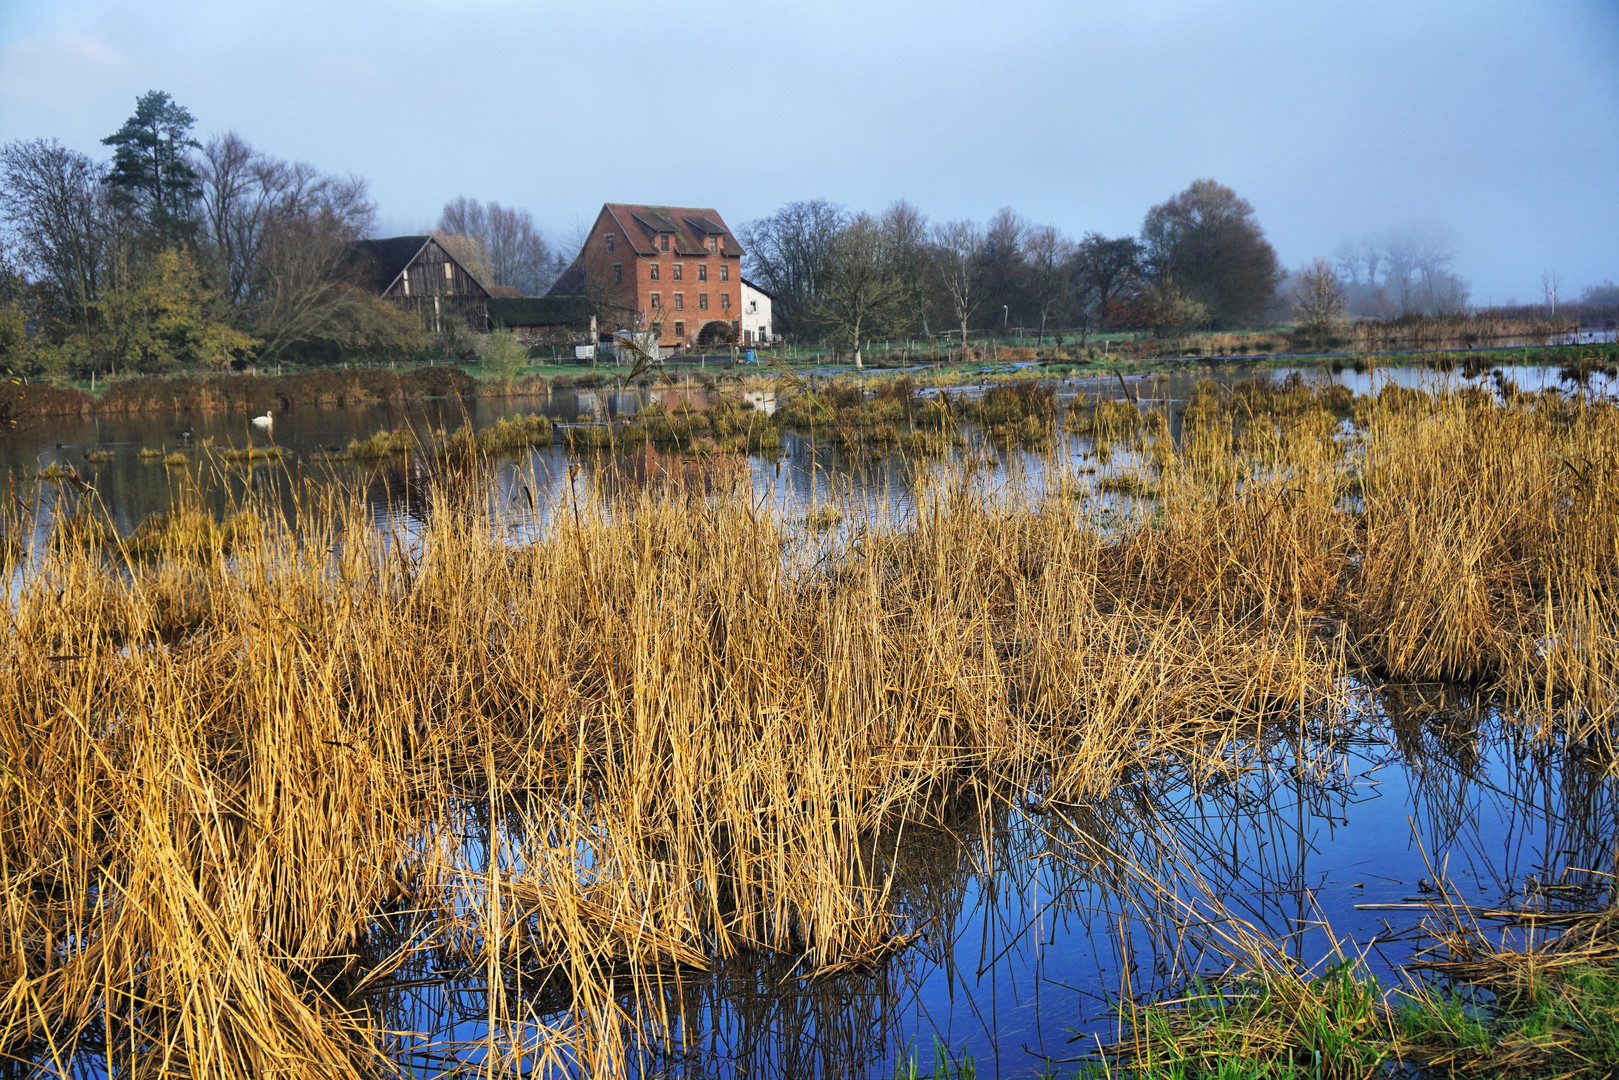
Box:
[548,204,747,350]
[353,235,490,332]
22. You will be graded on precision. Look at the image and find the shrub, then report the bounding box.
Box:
[478,330,529,381]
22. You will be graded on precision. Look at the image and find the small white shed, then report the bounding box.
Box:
[739,278,775,345]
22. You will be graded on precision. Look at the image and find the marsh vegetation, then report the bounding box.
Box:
[2,371,1617,1077]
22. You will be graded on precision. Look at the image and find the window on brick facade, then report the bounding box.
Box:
[699,293,709,311]
[720,292,731,310]
[675,321,685,338]
[605,233,615,253]
[649,263,660,281]
[660,234,670,252]
[720,264,729,282]
[650,293,660,309]
[707,237,717,252]
[672,263,683,281]
[674,293,683,310]
[697,264,707,282]
[612,263,622,283]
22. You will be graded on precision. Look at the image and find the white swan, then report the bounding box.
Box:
[250,412,273,430]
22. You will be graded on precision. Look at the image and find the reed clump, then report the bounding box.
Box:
[0,465,1344,1072]
[349,415,557,463]
[1069,395,1145,441]
[599,397,780,453]
[4,379,1619,1072]
[221,445,282,462]
[124,505,258,562]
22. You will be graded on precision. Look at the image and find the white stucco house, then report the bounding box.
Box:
[739,277,775,345]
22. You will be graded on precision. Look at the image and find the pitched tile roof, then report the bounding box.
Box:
[602,203,744,259]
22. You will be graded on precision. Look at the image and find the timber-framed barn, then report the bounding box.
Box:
[353,236,491,333]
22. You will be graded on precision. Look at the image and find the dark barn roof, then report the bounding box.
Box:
[350,236,432,293]
[488,296,596,329]
[546,257,587,297]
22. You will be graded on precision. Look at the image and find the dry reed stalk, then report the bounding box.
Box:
[2,379,1616,1073]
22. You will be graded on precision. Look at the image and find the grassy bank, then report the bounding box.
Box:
[2,379,1617,1074]
[4,340,1616,425]
[1085,906,1619,1078]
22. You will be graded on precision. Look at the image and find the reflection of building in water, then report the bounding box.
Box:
[599,444,745,495]
[742,390,777,415]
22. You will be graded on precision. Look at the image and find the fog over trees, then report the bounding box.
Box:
[1333,227,1471,317]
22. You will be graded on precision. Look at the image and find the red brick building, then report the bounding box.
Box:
[548,203,745,350]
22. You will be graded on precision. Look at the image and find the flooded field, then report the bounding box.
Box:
[8,360,1617,539]
[3,364,1617,1078]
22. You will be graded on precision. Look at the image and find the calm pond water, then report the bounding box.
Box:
[10,360,1615,543]
[367,690,1615,1078]
[11,363,1617,1077]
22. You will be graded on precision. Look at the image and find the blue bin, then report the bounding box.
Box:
[745,349,757,363]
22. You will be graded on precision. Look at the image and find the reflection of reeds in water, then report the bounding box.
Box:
[3,382,1619,1074]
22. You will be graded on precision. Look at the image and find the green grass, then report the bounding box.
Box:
[1079,959,1619,1079]
[891,1040,977,1080]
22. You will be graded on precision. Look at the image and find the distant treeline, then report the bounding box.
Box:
[734,191,1606,361]
[0,91,560,381]
[737,181,1286,363]
[1483,301,1619,329]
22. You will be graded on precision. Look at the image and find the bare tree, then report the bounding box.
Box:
[740,199,848,335]
[1291,258,1347,334]
[1333,227,1469,317]
[197,132,260,304]
[1381,225,1467,315]
[1541,269,1563,317]
[1333,238,1383,291]
[484,203,553,295]
[0,139,114,336]
[979,206,1028,330]
[879,199,933,337]
[931,219,985,354]
[1068,233,1142,345]
[812,214,902,368]
[437,196,553,295]
[252,215,419,362]
[198,132,375,314]
[1021,224,1073,344]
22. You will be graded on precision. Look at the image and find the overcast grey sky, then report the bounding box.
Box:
[2,0,1615,303]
